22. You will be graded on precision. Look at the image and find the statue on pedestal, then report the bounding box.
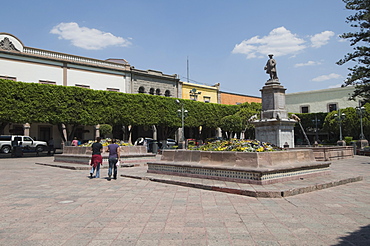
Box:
[264,54,278,81]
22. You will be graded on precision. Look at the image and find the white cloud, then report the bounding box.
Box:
[294,61,321,68]
[232,27,335,59]
[310,31,335,48]
[232,26,306,59]
[50,22,131,50]
[312,73,341,82]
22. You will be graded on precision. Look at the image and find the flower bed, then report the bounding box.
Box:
[78,138,132,147]
[190,139,282,152]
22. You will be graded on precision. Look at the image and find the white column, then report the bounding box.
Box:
[23,123,30,136]
[95,124,100,139]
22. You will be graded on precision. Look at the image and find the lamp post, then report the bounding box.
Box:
[356,106,366,140]
[311,114,321,144]
[334,109,346,146]
[356,106,368,151]
[176,99,188,149]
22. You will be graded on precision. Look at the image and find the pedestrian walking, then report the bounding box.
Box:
[106,139,120,180]
[89,137,103,178]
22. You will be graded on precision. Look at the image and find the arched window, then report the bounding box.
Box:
[156,89,161,95]
[164,90,171,97]
[149,88,155,95]
[138,86,145,93]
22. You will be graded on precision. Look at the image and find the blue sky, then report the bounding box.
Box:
[2,0,355,97]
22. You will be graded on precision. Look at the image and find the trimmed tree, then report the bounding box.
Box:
[337,0,370,101]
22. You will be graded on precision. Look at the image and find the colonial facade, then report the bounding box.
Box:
[285,86,360,113]
[0,33,131,92]
[131,68,180,97]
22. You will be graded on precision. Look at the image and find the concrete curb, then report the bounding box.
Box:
[121,173,363,198]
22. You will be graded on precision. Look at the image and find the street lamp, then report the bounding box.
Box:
[334,109,345,145]
[176,99,188,149]
[356,106,366,140]
[311,114,321,143]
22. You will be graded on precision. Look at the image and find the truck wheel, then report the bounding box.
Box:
[36,145,45,152]
[1,146,11,154]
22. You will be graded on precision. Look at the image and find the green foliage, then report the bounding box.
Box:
[220,115,243,138]
[0,79,255,132]
[323,108,357,140]
[344,136,353,145]
[235,102,261,138]
[337,0,370,101]
[99,124,112,136]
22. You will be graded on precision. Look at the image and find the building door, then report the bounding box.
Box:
[39,127,51,141]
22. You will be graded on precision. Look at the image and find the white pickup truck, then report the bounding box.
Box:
[0,135,47,154]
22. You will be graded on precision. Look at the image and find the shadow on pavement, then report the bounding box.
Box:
[0,149,62,159]
[334,224,370,245]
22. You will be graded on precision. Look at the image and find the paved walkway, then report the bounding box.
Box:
[0,155,369,245]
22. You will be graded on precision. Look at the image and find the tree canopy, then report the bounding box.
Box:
[0,79,242,129]
[337,0,370,101]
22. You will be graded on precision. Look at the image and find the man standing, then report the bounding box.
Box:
[107,139,121,180]
[264,54,278,80]
[90,137,103,178]
[47,138,55,155]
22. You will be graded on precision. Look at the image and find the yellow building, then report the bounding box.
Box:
[180,81,220,103]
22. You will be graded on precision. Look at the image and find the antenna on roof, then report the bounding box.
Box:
[187,56,189,83]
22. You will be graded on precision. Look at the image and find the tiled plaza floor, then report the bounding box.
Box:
[0,155,369,245]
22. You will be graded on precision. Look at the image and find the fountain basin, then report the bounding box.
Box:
[147,149,331,185]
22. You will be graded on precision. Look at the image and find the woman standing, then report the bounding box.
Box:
[107,139,120,180]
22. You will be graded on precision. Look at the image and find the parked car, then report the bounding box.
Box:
[165,139,177,148]
[134,137,155,152]
[0,135,47,154]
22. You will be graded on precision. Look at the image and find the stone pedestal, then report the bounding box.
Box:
[254,119,296,148]
[252,79,296,148]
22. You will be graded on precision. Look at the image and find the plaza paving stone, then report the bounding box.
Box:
[0,155,369,245]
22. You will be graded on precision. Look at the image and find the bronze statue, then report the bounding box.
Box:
[264,54,278,80]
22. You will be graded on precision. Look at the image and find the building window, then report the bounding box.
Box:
[164,90,171,97]
[156,89,161,95]
[0,75,16,81]
[300,106,309,113]
[328,103,337,112]
[39,80,56,85]
[149,88,155,95]
[75,84,90,89]
[107,88,120,92]
[203,96,211,103]
[138,86,145,93]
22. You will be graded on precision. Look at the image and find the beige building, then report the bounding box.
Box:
[180,81,220,103]
[286,86,360,113]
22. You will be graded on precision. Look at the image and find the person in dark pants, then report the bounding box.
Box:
[47,138,55,155]
[89,137,103,178]
[106,139,121,180]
